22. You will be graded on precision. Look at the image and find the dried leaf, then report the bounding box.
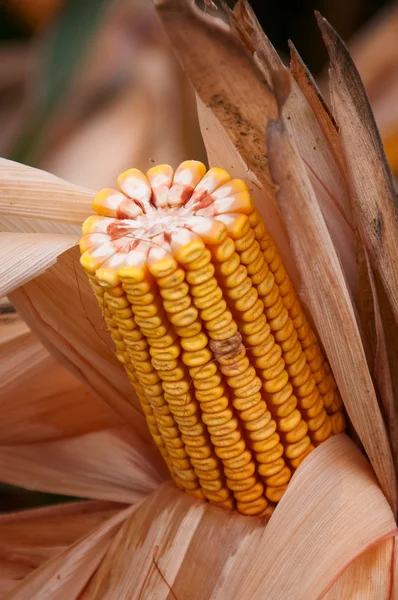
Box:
[10,247,153,441]
[0,500,121,594]
[0,215,80,235]
[0,314,48,395]
[197,97,299,287]
[267,117,397,513]
[155,0,278,196]
[317,15,398,330]
[0,355,123,445]
[0,310,123,445]
[0,232,77,297]
[3,504,136,600]
[80,436,396,599]
[0,427,164,504]
[232,435,397,600]
[288,41,345,174]
[0,158,94,225]
[229,1,358,298]
[357,240,398,474]
[324,537,395,599]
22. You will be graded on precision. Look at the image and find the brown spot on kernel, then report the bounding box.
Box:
[210,332,242,359]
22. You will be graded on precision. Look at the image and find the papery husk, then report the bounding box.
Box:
[0,232,77,297]
[227,0,357,300]
[155,0,277,191]
[9,246,153,440]
[0,215,79,235]
[0,328,122,444]
[0,158,93,225]
[0,500,122,596]
[196,97,299,287]
[0,310,48,395]
[0,426,163,505]
[317,15,398,331]
[267,117,397,513]
[0,269,167,498]
[357,239,398,474]
[323,537,395,599]
[58,436,396,600]
[3,504,137,600]
[318,14,398,480]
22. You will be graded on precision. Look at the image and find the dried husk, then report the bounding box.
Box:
[3,504,138,600]
[196,97,299,286]
[0,427,163,505]
[267,117,397,512]
[0,158,93,225]
[9,248,152,439]
[0,2,397,597]
[0,315,123,445]
[317,15,398,329]
[318,12,398,480]
[0,232,77,297]
[0,501,122,595]
[27,436,395,600]
[227,0,357,301]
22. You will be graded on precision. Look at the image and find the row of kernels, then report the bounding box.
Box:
[87,276,187,484]
[153,259,233,507]
[236,220,331,436]
[208,237,293,503]
[119,275,202,497]
[184,247,269,515]
[232,229,322,465]
[249,210,345,435]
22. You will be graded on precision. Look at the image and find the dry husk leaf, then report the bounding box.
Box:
[0,343,122,445]
[3,504,137,600]
[9,247,153,441]
[155,0,277,197]
[0,232,77,297]
[227,1,357,300]
[0,312,48,396]
[323,537,395,599]
[267,117,397,512]
[196,97,299,286]
[318,15,398,330]
[0,500,122,596]
[0,426,163,504]
[0,158,94,225]
[73,436,396,599]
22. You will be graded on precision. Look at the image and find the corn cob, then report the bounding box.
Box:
[80,160,345,516]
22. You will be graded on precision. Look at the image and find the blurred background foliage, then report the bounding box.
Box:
[0,0,397,511]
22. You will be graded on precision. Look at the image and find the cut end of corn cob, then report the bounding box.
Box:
[80,160,346,517]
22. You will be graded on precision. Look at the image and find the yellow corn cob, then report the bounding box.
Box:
[80,160,345,517]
